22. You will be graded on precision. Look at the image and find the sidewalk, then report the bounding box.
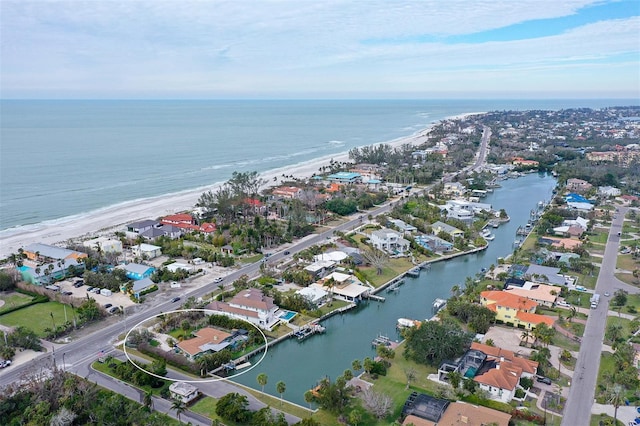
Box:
[592,402,640,425]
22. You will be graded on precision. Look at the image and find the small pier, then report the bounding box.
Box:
[294,323,326,341]
[371,334,392,348]
[406,267,420,278]
[432,298,447,314]
[368,293,386,302]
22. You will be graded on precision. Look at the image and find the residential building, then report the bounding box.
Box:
[131,243,162,260]
[296,286,329,307]
[18,258,84,285]
[304,259,336,279]
[206,288,280,330]
[326,172,362,184]
[166,262,194,273]
[272,185,304,199]
[566,178,593,193]
[22,243,88,263]
[370,228,410,254]
[598,186,621,197]
[83,237,123,254]
[161,213,196,226]
[436,401,511,425]
[430,221,464,239]
[443,182,466,196]
[169,382,200,405]
[523,264,570,286]
[414,234,453,253]
[126,219,160,235]
[177,327,234,359]
[388,218,418,235]
[480,290,555,329]
[130,277,155,297]
[120,263,155,280]
[504,281,559,307]
[311,271,370,303]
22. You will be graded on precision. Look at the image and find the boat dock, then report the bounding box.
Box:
[368,293,386,302]
[406,267,420,278]
[371,334,392,348]
[294,323,326,341]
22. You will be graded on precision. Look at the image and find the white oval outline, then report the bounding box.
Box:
[123,308,268,383]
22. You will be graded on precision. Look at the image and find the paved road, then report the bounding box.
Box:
[562,207,629,425]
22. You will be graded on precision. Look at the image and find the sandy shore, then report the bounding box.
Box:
[0,113,482,259]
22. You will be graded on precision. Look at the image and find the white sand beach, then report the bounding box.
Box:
[0,113,481,259]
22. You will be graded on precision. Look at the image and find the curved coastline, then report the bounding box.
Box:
[0,111,483,259]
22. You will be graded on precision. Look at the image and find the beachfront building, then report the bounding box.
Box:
[206,288,280,330]
[126,219,160,235]
[326,172,362,184]
[169,382,200,405]
[311,271,370,303]
[430,221,464,239]
[271,185,304,199]
[22,243,88,263]
[131,243,162,260]
[480,290,555,330]
[369,228,410,255]
[83,237,123,254]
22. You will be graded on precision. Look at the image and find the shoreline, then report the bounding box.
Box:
[0,112,483,259]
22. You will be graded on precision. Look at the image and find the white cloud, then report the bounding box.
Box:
[0,0,637,97]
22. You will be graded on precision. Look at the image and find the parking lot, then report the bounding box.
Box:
[55,279,135,311]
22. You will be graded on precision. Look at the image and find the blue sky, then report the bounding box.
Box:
[1,0,638,99]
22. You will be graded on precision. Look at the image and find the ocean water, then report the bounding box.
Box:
[0,99,634,235]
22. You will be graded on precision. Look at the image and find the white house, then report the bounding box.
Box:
[131,243,162,259]
[296,286,329,307]
[166,262,194,273]
[598,186,621,197]
[83,237,123,254]
[369,228,410,254]
[314,271,370,303]
[169,382,200,404]
[206,288,280,330]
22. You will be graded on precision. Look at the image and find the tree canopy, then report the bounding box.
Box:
[403,319,473,366]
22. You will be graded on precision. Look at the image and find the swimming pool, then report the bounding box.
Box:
[279,310,297,322]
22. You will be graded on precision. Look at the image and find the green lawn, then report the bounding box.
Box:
[565,290,593,309]
[551,330,581,352]
[588,229,610,245]
[190,397,233,425]
[604,316,633,344]
[590,413,624,426]
[0,301,78,337]
[0,292,34,314]
[616,254,639,272]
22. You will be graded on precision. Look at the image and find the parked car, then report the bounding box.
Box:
[104,304,112,309]
[92,288,101,293]
[0,360,12,368]
[604,292,610,297]
[86,286,94,293]
[556,300,571,308]
[536,376,552,385]
[62,291,73,296]
[171,297,181,303]
[108,306,119,314]
[73,282,84,288]
[283,250,290,255]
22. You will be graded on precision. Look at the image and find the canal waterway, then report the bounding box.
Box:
[231,173,557,406]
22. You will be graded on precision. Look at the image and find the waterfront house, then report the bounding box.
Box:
[169,382,200,405]
[430,221,464,239]
[370,228,410,254]
[313,271,370,303]
[23,243,88,263]
[480,290,554,329]
[304,259,336,279]
[160,213,196,226]
[443,182,465,196]
[523,264,570,286]
[387,218,418,235]
[296,286,329,307]
[83,237,123,254]
[414,234,453,253]
[131,243,162,260]
[19,258,84,285]
[326,172,362,184]
[177,327,235,359]
[206,288,280,330]
[126,219,160,235]
[120,263,155,280]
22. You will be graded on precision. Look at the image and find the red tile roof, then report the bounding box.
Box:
[177,327,232,356]
[516,311,555,327]
[480,290,537,311]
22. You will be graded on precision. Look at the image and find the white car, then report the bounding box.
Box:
[213,277,223,283]
[556,300,571,308]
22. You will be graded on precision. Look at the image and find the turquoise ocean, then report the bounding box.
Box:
[0,99,635,236]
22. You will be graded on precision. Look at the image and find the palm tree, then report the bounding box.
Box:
[607,384,625,425]
[304,390,314,409]
[276,381,286,406]
[352,359,362,373]
[170,399,186,424]
[257,373,268,392]
[520,329,532,347]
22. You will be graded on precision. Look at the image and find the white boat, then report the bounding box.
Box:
[484,233,495,241]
